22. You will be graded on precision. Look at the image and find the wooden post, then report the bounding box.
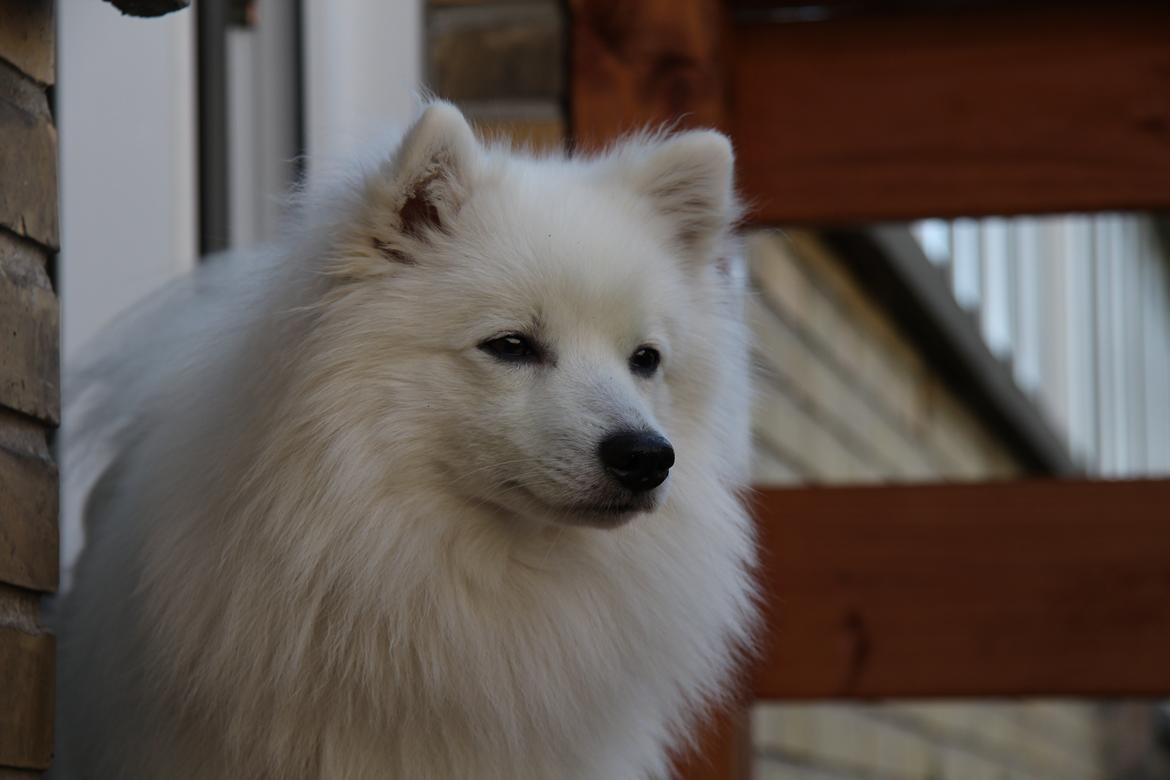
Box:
[570,3,749,775]
[568,0,727,150]
[673,704,752,780]
[566,3,1170,777]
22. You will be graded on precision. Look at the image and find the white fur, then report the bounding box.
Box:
[54,103,757,780]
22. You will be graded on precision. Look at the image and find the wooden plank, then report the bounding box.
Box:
[0,446,58,593]
[0,232,59,424]
[0,627,54,770]
[0,57,58,249]
[0,0,55,86]
[471,116,565,153]
[729,4,1170,222]
[429,3,562,103]
[568,0,725,151]
[0,583,41,635]
[673,704,751,780]
[750,480,1170,699]
[0,408,50,462]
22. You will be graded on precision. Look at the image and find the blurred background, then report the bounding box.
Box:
[34,0,1170,777]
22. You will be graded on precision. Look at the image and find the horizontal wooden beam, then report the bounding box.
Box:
[750,480,1170,699]
[729,3,1170,222]
[568,0,726,150]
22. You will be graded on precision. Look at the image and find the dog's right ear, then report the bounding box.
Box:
[369,102,480,263]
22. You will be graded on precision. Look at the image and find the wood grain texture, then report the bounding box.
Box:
[0,63,58,249]
[0,446,58,593]
[430,4,563,102]
[0,408,51,463]
[0,233,58,424]
[729,4,1170,222]
[568,0,726,151]
[0,0,54,85]
[0,4,55,773]
[750,480,1170,699]
[0,628,54,770]
[673,704,751,780]
[0,583,41,634]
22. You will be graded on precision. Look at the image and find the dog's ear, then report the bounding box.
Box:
[369,102,480,263]
[622,130,737,262]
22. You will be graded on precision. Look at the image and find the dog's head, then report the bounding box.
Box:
[307,103,747,528]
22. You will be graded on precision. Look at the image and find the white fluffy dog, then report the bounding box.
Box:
[54,103,757,779]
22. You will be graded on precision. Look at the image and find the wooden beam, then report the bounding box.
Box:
[0,628,54,770]
[750,480,1170,699]
[568,0,726,151]
[0,446,59,593]
[729,3,1170,222]
[672,703,751,780]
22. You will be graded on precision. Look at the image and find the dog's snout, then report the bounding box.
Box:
[599,431,675,492]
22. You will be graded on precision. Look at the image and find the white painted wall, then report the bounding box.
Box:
[59,0,424,358]
[302,0,423,173]
[57,0,423,581]
[227,0,302,248]
[57,0,197,586]
[58,0,197,361]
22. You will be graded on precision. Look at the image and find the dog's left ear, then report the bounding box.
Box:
[368,102,480,263]
[622,130,737,262]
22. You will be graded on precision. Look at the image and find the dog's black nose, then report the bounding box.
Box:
[599,431,675,492]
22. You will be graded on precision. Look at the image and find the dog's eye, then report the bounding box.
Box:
[629,346,661,377]
[480,334,540,363]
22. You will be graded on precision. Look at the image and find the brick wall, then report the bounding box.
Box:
[0,0,59,774]
[426,3,1110,778]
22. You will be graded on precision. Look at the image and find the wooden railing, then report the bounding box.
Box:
[675,480,1170,778]
[568,2,1170,777]
[570,1,1170,222]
